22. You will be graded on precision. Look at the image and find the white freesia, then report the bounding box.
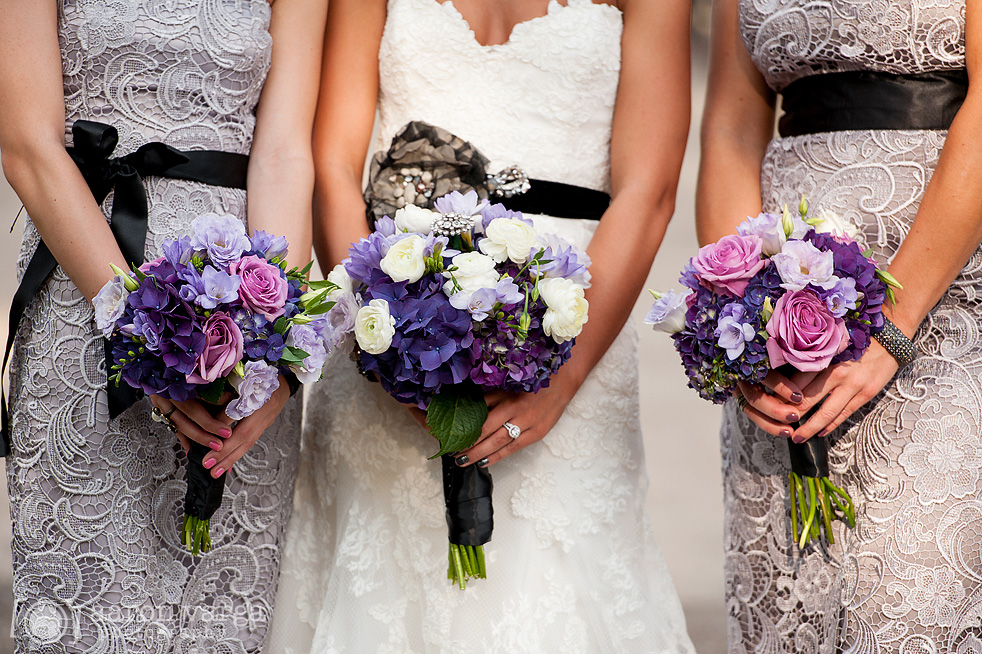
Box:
[479,217,538,264]
[644,289,691,334]
[354,299,396,354]
[442,252,500,297]
[814,208,863,244]
[539,277,589,343]
[394,204,440,233]
[93,275,130,336]
[380,234,426,283]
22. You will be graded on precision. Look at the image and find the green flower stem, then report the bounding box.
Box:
[182,515,212,556]
[789,473,800,541]
[789,473,857,550]
[448,544,487,590]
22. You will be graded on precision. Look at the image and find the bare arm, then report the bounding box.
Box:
[311,0,387,271]
[0,1,128,301]
[695,0,775,245]
[461,0,692,467]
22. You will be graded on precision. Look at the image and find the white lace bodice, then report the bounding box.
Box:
[738,0,966,91]
[376,0,623,193]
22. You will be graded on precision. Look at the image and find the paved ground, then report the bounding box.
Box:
[0,41,725,654]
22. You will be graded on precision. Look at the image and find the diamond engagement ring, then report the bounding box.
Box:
[151,406,178,433]
[504,422,521,440]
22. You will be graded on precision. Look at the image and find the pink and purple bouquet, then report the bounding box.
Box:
[93,213,336,554]
[647,198,900,548]
[328,190,590,587]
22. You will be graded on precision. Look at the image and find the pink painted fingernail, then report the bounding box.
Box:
[214,467,225,478]
[219,428,232,439]
[203,457,216,469]
[208,441,222,451]
[792,434,807,444]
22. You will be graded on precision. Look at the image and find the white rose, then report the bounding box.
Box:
[442,252,500,297]
[354,299,396,354]
[538,277,589,343]
[394,204,440,233]
[479,218,538,264]
[814,208,863,244]
[380,234,427,283]
[93,275,130,337]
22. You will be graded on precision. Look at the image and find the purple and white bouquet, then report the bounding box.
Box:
[328,191,589,587]
[94,213,337,554]
[647,198,900,549]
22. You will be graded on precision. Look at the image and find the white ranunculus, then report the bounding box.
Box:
[479,218,538,264]
[442,252,500,297]
[93,275,130,336]
[538,277,589,343]
[814,208,863,244]
[326,264,354,298]
[380,234,427,283]
[354,299,396,354]
[394,204,440,234]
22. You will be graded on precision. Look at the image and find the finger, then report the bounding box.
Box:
[205,437,254,478]
[758,370,806,405]
[737,400,794,438]
[483,391,511,410]
[737,382,803,424]
[170,410,225,452]
[793,368,838,416]
[479,403,515,440]
[788,370,822,393]
[172,399,233,437]
[458,424,517,467]
[478,433,529,467]
[793,388,852,442]
[174,431,191,454]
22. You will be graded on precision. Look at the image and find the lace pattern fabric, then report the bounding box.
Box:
[267,1,695,652]
[726,2,979,651]
[7,2,301,652]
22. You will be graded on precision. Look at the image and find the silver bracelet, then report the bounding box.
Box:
[873,317,916,368]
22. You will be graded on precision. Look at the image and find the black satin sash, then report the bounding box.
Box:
[779,70,968,137]
[0,120,249,454]
[499,178,610,221]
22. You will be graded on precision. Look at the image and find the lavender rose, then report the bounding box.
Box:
[188,312,244,384]
[765,290,850,372]
[691,234,766,297]
[231,255,289,321]
[226,360,281,420]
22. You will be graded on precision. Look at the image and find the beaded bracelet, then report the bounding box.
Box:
[873,317,917,368]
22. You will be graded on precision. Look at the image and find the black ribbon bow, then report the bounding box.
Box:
[1,120,249,454]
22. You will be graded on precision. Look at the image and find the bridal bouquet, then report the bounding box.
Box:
[93,213,336,555]
[328,190,589,587]
[647,198,899,549]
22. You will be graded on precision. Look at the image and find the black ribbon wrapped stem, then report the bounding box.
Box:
[442,454,494,547]
[1,120,249,454]
[787,437,828,479]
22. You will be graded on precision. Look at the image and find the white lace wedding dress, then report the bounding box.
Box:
[268,1,695,652]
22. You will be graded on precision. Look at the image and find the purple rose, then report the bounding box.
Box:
[226,360,280,420]
[766,290,850,372]
[690,234,766,297]
[188,312,243,384]
[231,255,289,321]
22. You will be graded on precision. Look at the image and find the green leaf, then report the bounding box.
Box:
[273,316,290,335]
[278,346,311,365]
[876,269,903,290]
[426,384,489,458]
[306,279,339,292]
[861,248,875,258]
[197,379,228,405]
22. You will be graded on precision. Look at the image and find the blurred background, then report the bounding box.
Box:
[0,5,722,653]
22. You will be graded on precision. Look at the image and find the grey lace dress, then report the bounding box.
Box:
[724,1,974,652]
[5,2,301,652]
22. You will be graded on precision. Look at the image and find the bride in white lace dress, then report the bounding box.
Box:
[267,0,695,652]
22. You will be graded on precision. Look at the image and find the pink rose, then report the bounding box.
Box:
[231,255,289,321]
[766,290,850,372]
[691,234,766,297]
[187,312,243,384]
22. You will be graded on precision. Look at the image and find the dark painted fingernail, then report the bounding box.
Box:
[203,457,216,469]
[455,455,469,466]
[477,458,489,468]
[779,429,792,439]
[786,412,799,423]
[792,434,807,444]
[208,441,222,451]
[219,428,232,438]
[790,392,803,404]
[816,428,827,438]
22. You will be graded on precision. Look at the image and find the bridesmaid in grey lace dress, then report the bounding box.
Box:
[699,0,982,651]
[0,1,325,651]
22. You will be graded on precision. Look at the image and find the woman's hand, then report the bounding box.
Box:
[149,393,234,454]
[735,369,817,438]
[788,341,899,442]
[455,380,577,468]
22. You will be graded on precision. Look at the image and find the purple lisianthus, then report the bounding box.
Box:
[478,203,532,232]
[318,291,359,352]
[450,286,497,321]
[493,277,523,306]
[190,213,251,269]
[226,360,280,420]
[197,265,241,309]
[93,275,130,337]
[645,289,691,334]
[815,277,858,318]
[286,323,328,383]
[434,190,488,218]
[162,235,194,266]
[772,239,838,291]
[715,302,757,360]
[251,230,289,261]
